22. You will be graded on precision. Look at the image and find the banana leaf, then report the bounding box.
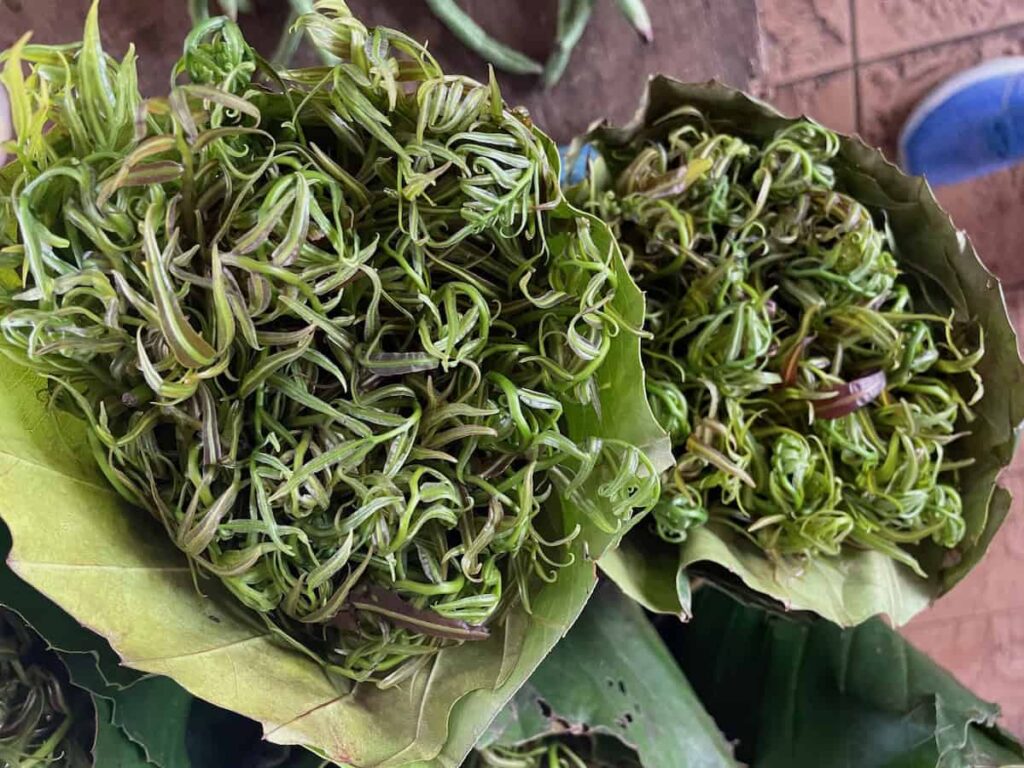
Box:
[68,662,192,768]
[590,77,1024,627]
[480,582,734,768]
[669,586,1024,768]
[91,695,156,768]
[0,195,669,767]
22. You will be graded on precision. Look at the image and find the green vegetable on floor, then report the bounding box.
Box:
[425,0,544,76]
[0,0,656,688]
[544,0,597,90]
[425,0,654,88]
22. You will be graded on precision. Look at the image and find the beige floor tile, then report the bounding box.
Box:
[762,68,858,133]
[905,609,1024,732]
[854,0,1024,61]
[758,0,853,83]
[935,164,1024,287]
[899,252,1024,740]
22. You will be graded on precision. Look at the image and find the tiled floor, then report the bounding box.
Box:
[758,0,1024,286]
[758,0,1024,736]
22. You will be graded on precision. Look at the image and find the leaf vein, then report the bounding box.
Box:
[11,560,188,574]
[0,448,118,496]
[127,632,272,664]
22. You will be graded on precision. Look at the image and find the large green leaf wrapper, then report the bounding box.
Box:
[674,587,1024,768]
[593,77,1024,626]
[480,582,734,768]
[0,156,668,767]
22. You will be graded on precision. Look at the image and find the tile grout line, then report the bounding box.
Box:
[848,0,863,136]
[768,16,1024,103]
[768,62,855,89]
[859,17,1024,67]
[906,600,1024,627]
